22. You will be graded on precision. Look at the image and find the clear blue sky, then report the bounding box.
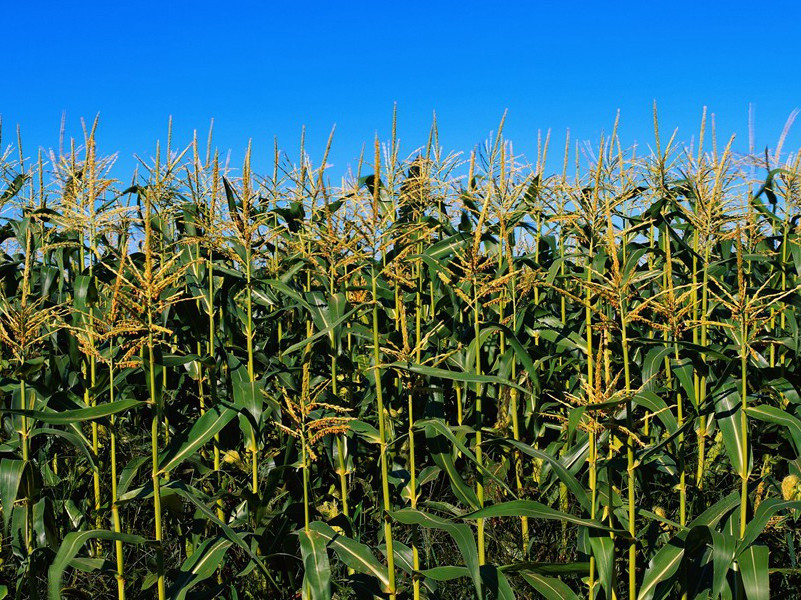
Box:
[3,0,801,179]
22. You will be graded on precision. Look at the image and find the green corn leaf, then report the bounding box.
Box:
[281,304,364,356]
[169,536,233,600]
[422,422,481,509]
[418,565,469,581]
[746,405,801,456]
[158,405,237,474]
[30,427,96,469]
[391,507,481,598]
[417,419,515,498]
[642,346,673,391]
[0,459,26,533]
[638,492,741,600]
[500,562,590,576]
[486,436,590,511]
[714,386,750,478]
[386,361,528,394]
[520,572,579,600]
[232,378,264,430]
[298,529,331,600]
[3,398,144,425]
[307,521,389,589]
[381,540,438,595]
[48,530,154,600]
[73,275,97,312]
[672,358,697,409]
[637,543,685,600]
[737,499,801,555]
[710,529,736,598]
[481,565,516,600]
[0,173,27,203]
[737,545,769,600]
[588,532,614,597]
[463,501,624,535]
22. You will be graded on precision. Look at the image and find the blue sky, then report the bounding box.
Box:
[3,0,801,179]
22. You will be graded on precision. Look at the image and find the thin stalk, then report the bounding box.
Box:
[602,328,618,599]
[205,179,224,524]
[148,320,166,600]
[738,234,749,539]
[779,223,789,368]
[20,376,35,598]
[664,223,686,526]
[371,135,395,599]
[372,265,396,599]
[691,228,701,489]
[144,181,166,600]
[408,242,423,600]
[109,353,125,600]
[245,246,258,494]
[619,296,636,600]
[329,260,352,522]
[740,317,749,539]
[332,359,349,517]
[20,379,33,561]
[676,338,686,527]
[506,231,528,555]
[473,286,486,567]
[302,435,310,531]
[90,323,100,534]
[696,246,711,489]
[585,241,597,600]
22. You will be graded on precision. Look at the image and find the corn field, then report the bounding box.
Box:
[1,110,801,600]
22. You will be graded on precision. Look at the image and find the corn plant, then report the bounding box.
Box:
[1,111,801,600]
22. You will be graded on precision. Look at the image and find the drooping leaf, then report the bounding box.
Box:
[158,406,237,474]
[298,529,331,600]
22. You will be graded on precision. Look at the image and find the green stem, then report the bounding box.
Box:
[620,297,636,600]
[302,436,310,532]
[148,324,166,600]
[585,244,597,600]
[473,287,486,568]
[372,266,396,599]
[410,247,421,600]
[207,250,224,526]
[333,358,349,518]
[740,316,749,539]
[245,248,258,495]
[330,264,350,521]
[20,378,33,562]
[110,355,125,600]
[697,249,710,490]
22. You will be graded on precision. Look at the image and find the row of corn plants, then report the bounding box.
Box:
[1,110,801,599]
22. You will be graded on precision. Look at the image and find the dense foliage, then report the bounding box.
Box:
[1,112,801,599]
